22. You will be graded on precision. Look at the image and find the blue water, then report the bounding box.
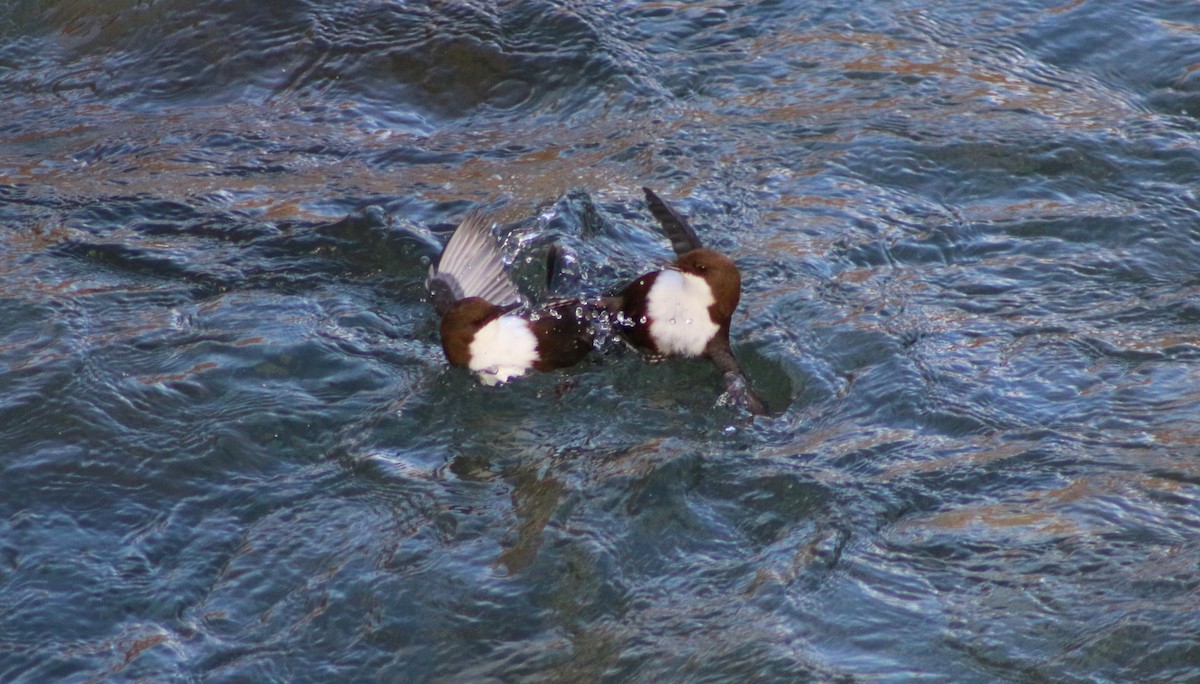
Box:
[3,1,1200,681]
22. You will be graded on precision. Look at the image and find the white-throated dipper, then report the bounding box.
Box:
[607,188,766,414]
[428,211,593,385]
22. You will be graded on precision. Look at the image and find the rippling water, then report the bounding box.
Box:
[4,1,1200,681]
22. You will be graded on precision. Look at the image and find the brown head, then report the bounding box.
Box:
[674,248,741,330]
[439,297,503,367]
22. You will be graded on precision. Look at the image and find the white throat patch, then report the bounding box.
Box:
[468,315,539,385]
[645,270,719,357]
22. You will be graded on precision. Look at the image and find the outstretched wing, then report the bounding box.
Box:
[427,210,523,315]
[643,187,704,256]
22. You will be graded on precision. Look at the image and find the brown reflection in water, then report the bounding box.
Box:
[495,464,565,574]
[892,465,1200,547]
[877,437,1032,479]
[0,101,691,222]
[137,361,219,385]
[1151,424,1200,450]
[898,498,1079,538]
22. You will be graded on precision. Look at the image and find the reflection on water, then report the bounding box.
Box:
[3,0,1200,681]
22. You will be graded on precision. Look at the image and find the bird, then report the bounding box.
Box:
[606,187,766,414]
[427,211,594,385]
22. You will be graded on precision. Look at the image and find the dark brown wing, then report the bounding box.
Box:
[643,187,704,256]
[530,300,596,371]
[545,243,566,294]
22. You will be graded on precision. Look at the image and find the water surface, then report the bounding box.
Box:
[3,1,1200,682]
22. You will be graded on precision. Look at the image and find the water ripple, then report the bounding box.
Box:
[5,1,1200,682]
